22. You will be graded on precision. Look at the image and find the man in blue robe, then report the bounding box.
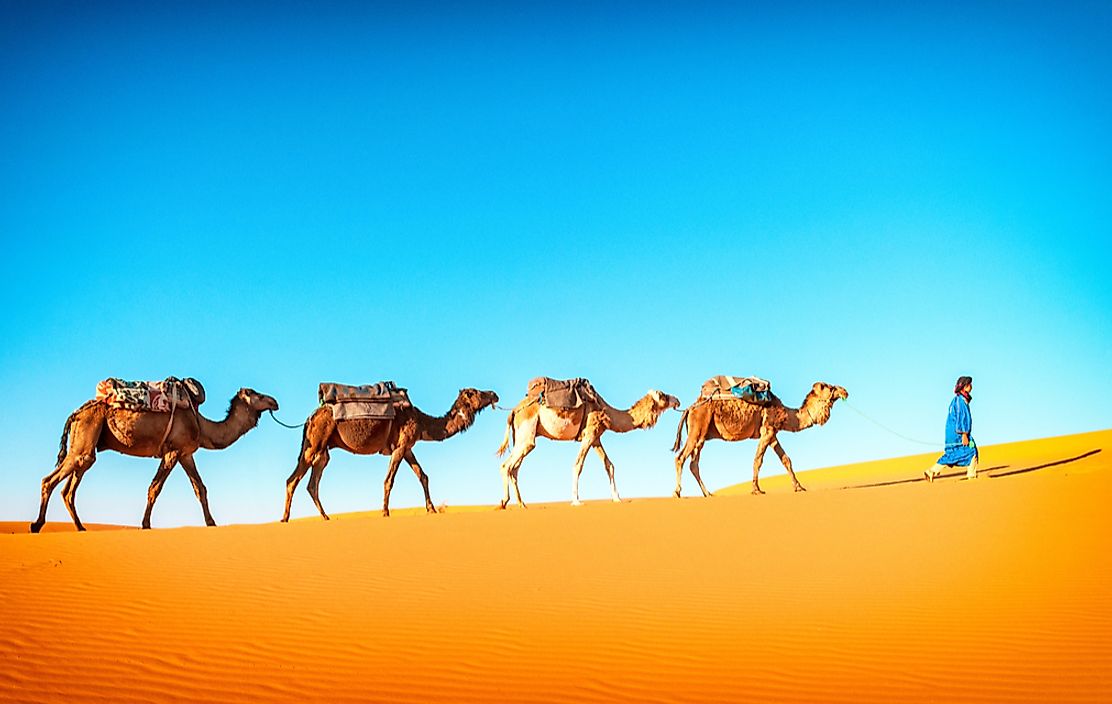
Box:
[924,375,978,482]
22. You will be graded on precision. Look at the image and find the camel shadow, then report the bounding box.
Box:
[844,449,1102,490]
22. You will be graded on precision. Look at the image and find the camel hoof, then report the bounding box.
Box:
[611,497,622,504]
[141,524,152,530]
[381,510,390,518]
[673,490,681,498]
[426,506,438,514]
[497,503,507,511]
[794,485,807,493]
[76,525,86,532]
[751,488,765,496]
[571,500,582,507]
[29,522,43,534]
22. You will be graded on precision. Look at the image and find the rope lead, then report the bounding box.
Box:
[840,399,944,448]
[268,410,305,429]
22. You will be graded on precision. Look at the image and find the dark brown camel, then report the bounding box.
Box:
[281,387,498,519]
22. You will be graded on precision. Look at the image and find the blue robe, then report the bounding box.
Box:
[936,395,977,466]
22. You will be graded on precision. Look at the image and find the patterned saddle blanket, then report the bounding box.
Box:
[318,381,411,421]
[699,375,774,406]
[527,376,600,410]
[95,377,206,412]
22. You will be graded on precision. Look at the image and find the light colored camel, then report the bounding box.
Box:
[672,382,848,496]
[31,388,279,532]
[496,388,680,508]
[282,388,498,520]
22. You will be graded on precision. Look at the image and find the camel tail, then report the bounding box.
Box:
[496,410,515,457]
[672,408,689,453]
[56,400,98,468]
[56,413,75,468]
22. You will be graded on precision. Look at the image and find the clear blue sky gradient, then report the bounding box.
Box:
[2,2,1109,527]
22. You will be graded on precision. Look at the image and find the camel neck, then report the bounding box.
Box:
[601,395,663,433]
[419,398,478,441]
[199,398,260,450]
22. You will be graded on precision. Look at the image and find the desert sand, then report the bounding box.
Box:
[1,429,1109,703]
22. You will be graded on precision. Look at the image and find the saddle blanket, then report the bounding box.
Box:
[527,376,599,410]
[700,375,774,406]
[319,381,402,404]
[319,381,411,421]
[331,401,395,421]
[95,377,205,412]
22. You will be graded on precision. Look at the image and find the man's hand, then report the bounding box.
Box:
[961,434,970,447]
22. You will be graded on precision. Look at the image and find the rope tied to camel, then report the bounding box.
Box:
[267,411,304,429]
[840,399,946,448]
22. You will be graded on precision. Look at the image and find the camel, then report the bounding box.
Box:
[281,388,499,520]
[672,382,848,497]
[31,387,279,532]
[496,386,681,508]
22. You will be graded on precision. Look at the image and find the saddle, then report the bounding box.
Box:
[699,375,774,406]
[527,376,599,410]
[318,381,411,421]
[96,377,206,412]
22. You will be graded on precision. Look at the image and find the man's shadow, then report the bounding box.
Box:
[845,449,1102,490]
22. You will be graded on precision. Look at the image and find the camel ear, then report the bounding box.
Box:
[651,389,664,404]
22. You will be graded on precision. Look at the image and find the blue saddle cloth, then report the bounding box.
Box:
[731,383,773,406]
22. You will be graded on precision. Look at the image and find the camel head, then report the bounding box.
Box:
[811,382,849,404]
[236,388,280,413]
[649,389,682,412]
[457,388,500,412]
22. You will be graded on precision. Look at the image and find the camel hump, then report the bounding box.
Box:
[700,375,774,406]
[94,377,204,412]
[527,376,599,410]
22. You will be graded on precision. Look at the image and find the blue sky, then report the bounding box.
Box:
[2,1,1109,528]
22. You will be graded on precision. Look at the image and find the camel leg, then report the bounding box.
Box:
[32,415,100,533]
[499,422,537,510]
[382,448,406,517]
[751,429,774,495]
[674,422,691,497]
[499,463,512,510]
[142,453,180,529]
[179,454,217,526]
[510,466,527,509]
[31,455,90,533]
[674,409,712,498]
[404,449,437,513]
[770,437,805,492]
[593,442,622,503]
[689,444,713,498]
[60,466,93,532]
[282,452,314,522]
[571,436,594,506]
[673,451,687,498]
[306,449,331,521]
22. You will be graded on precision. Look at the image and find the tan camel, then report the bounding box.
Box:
[281,388,499,520]
[495,387,680,508]
[672,382,848,497]
[31,387,279,532]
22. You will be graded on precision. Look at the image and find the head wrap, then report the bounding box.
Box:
[954,375,973,400]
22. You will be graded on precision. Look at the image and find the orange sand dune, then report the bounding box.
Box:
[2,429,1109,703]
